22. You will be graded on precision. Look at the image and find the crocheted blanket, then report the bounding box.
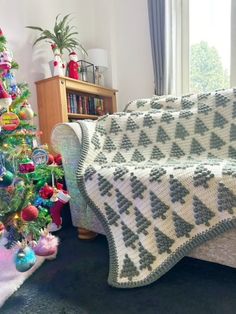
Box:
[76,88,236,288]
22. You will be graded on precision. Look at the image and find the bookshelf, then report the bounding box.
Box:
[35,76,117,151]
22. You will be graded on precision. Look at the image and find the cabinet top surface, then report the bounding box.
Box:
[35,75,118,93]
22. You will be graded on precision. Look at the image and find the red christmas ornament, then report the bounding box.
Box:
[54,154,62,165]
[47,154,54,165]
[39,183,54,199]
[18,157,35,173]
[21,204,39,222]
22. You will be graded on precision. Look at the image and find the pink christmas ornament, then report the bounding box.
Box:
[32,228,59,258]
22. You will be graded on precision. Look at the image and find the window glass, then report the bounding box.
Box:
[189,0,231,93]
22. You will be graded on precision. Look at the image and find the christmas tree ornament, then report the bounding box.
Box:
[0,49,12,72]
[19,103,34,120]
[32,228,59,258]
[0,80,12,109]
[18,157,35,173]
[14,243,37,272]
[0,111,20,131]
[54,154,62,165]
[39,183,54,199]
[32,148,49,165]
[47,153,54,165]
[0,169,14,187]
[3,72,20,100]
[49,189,70,231]
[21,204,39,222]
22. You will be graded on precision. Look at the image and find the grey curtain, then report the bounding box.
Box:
[147,0,166,95]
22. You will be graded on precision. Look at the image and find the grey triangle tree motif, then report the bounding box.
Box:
[207,152,218,159]
[194,117,209,135]
[143,113,157,128]
[136,100,148,108]
[161,112,174,124]
[126,116,140,132]
[210,132,226,150]
[181,98,195,109]
[91,133,101,150]
[134,207,151,235]
[157,126,170,143]
[149,167,167,183]
[190,138,206,155]
[192,196,215,226]
[109,118,122,135]
[94,152,108,164]
[175,122,190,140]
[215,93,230,107]
[169,175,189,204]
[130,173,147,199]
[115,189,132,214]
[84,165,97,182]
[120,254,140,281]
[154,227,174,254]
[131,149,145,162]
[232,102,236,119]
[230,123,236,142]
[228,146,236,159]
[198,103,212,115]
[170,142,185,159]
[121,222,139,249]
[193,165,214,188]
[138,243,156,271]
[120,134,134,151]
[104,202,120,227]
[113,166,129,181]
[98,173,113,197]
[197,93,211,100]
[138,130,152,147]
[112,151,126,163]
[150,146,165,160]
[95,124,107,136]
[150,191,169,220]
[218,182,236,214]
[172,212,194,238]
[179,110,193,119]
[214,111,228,129]
[103,136,116,152]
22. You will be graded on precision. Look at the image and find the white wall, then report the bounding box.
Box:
[92,0,154,110]
[0,0,95,125]
[0,0,154,122]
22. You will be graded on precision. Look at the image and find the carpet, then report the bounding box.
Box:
[0,243,45,308]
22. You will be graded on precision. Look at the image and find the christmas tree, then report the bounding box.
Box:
[0,28,67,269]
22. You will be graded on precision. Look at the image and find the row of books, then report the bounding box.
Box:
[67,92,105,116]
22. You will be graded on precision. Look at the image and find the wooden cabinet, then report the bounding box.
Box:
[35,76,117,150]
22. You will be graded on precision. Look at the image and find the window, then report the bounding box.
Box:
[189,0,231,93]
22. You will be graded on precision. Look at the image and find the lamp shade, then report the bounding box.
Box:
[87,48,108,69]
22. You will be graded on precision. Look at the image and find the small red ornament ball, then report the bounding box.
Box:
[47,154,54,165]
[39,184,54,199]
[54,154,62,165]
[21,205,39,222]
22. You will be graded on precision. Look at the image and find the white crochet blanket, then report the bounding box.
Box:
[76,88,236,288]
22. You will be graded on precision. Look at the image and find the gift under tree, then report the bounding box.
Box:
[0,28,70,271]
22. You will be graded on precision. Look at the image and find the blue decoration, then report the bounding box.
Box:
[32,148,49,166]
[14,246,37,272]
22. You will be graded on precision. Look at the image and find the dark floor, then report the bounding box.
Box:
[1,210,236,314]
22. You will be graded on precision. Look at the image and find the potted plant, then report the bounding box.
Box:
[26,14,87,56]
[26,14,87,76]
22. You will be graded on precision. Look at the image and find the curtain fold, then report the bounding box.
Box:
[147,0,166,95]
[148,0,188,96]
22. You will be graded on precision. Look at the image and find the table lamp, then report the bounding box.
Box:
[87,48,108,86]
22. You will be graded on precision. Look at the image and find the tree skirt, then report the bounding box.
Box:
[0,243,45,308]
